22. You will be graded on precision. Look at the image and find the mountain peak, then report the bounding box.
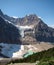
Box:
[25,14,38,18]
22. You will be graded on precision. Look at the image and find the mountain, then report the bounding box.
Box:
[0,10,54,42]
[0,9,54,43]
[0,16,21,44]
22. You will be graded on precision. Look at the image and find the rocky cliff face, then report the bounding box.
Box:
[15,14,39,26]
[0,16,21,44]
[35,19,54,42]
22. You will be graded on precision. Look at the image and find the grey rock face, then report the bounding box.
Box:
[35,19,54,42]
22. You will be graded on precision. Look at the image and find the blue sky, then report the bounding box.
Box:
[0,0,54,27]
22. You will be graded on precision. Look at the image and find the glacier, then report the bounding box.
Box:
[0,43,24,58]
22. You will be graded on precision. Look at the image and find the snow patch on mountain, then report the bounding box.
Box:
[12,16,18,18]
[49,25,54,28]
[38,16,41,18]
[16,25,33,37]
